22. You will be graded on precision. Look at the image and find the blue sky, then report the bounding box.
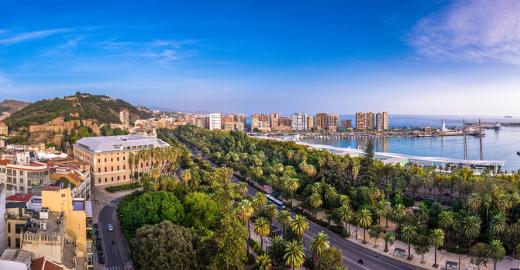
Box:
[1,0,520,115]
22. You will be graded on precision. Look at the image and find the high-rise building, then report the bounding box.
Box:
[270,113,280,130]
[222,114,235,131]
[328,113,339,132]
[250,114,270,132]
[291,113,307,131]
[376,112,389,131]
[0,152,50,194]
[356,112,366,132]
[340,119,352,131]
[376,113,383,131]
[119,109,130,126]
[366,112,375,130]
[277,116,292,132]
[315,113,329,132]
[306,115,315,130]
[208,113,222,130]
[382,112,389,130]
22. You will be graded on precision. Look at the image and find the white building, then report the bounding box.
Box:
[208,113,222,130]
[291,113,308,131]
[0,249,32,270]
[0,152,50,194]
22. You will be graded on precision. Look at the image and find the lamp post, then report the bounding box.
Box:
[456,245,461,270]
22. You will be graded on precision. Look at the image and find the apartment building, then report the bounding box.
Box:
[207,113,222,130]
[0,152,50,194]
[269,113,280,130]
[366,112,375,130]
[315,113,328,131]
[340,119,352,131]
[0,249,32,270]
[291,113,307,131]
[73,135,169,186]
[251,114,270,132]
[376,112,389,131]
[355,112,366,132]
[328,113,339,132]
[222,114,246,131]
[306,115,315,130]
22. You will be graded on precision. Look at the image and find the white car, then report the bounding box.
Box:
[108,224,114,231]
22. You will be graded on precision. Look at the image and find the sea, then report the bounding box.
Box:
[303,115,520,172]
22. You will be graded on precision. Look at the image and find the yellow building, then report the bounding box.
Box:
[41,186,93,269]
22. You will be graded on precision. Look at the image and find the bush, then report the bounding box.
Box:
[105,182,141,193]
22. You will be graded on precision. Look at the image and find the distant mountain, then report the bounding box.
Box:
[5,92,152,130]
[0,99,30,113]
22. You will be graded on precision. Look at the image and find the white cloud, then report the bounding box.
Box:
[409,0,520,65]
[0,28,69,45]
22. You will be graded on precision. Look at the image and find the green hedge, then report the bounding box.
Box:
[105,182,141,193]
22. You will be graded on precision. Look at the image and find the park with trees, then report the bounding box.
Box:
[167,125,520,269]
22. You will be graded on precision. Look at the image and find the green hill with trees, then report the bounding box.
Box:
[4,92,151,130]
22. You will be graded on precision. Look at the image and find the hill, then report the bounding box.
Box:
[0,99,29,113]
[5,92,151,130]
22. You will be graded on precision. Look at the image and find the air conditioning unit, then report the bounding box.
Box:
[39,222,47,231]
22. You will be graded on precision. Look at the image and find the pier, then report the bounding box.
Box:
[297,141,504,174]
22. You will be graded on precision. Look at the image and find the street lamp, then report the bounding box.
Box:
[456,245,461,270]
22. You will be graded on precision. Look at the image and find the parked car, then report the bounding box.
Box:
[108,224,114,231]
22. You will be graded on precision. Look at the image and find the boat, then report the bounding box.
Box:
[517,151,520,156]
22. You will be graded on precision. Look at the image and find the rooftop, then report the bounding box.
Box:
[75,135,169,153]
[0,249,32,264]
[7,193,33,203]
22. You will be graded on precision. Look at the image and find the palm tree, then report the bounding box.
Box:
[310,232,330,260]
[310,192,323,219]
[291,215,309,243]
[265,204,279,230]
[467,193,482,213]
[369,225,383,247]
[128,152,134,181]
[490,213,507,237]
[383,231,396,252]
[336,204,353,235]
[461,215,481,245]
[357,209,373,244]
[376,200,392,228]
[284,177,300,208]
[392,204,406,229]
[284,240,305,270]
[428,229,445,268]
[401,225,417,260]
[253,192,268,212]
[256,254,272,270]
[278,210,292,236]
[489,239,506,270]
[254,217,271,251]
[237,199,254,256]
[235,182,248,198]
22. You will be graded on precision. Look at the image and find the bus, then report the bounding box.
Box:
[266,194,285,210]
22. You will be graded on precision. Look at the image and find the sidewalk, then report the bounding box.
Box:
[307,205,518,270]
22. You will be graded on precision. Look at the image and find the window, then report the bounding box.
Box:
[111,177,114,182]
[104,158,107,162]
[8,223,11,233]
[105,167,107,172]
[98,168,101,173]
[111,166,113,171]
[15,238,20,248]
[7,237,10,248]
[123,165,126,170]
[98,159,101,163]
[105,178,107,182]
[117,176,120,180]
[117,166,120,170]
[98,178,101,184]
[117,157,119,161]
[124,175,126,180]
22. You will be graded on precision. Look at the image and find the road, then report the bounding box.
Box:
[186,143,423,270]
[98,197,133,270]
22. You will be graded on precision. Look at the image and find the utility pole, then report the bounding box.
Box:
[479,118,484,160]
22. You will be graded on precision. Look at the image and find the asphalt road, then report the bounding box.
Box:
[98,198,133,270]
[186,144,423,270]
